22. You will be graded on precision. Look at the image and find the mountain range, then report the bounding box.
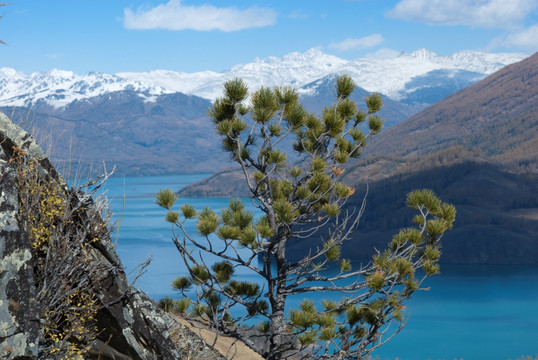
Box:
[179,52,538,264]
[0,49,527,176]
[0,48,526,107]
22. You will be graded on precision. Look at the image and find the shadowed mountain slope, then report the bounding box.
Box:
[288,148,538,264]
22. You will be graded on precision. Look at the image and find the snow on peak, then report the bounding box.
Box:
[37,68,76,79]
[0,67,23,78]
[336,49,528,99]
[0,48,529,107]
[409,48,439,60]
[0,68,169,108]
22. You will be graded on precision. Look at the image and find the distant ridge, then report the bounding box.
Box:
[2,92,223,176]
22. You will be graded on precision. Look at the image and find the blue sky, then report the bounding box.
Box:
[1,0,537,74]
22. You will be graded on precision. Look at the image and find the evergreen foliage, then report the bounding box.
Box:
[157,75,455,359]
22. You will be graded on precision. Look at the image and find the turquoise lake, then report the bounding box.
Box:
[98,174,538,360]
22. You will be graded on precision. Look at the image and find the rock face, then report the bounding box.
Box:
[0,113,42,359]
[0,111,224,359]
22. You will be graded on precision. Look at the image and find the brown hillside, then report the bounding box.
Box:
[364,52,538,170]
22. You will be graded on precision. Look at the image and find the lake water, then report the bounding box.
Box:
[99,174,538,360]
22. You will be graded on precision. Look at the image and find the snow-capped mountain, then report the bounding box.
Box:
[0,48,528,108]
[118,48,527,101]
[0,68,170,107]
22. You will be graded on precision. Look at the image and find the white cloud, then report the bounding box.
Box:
[388,0,538,28]
[494,24,538,51]
[365,48,402,59]
[329,34,384,51]
[124,0,277,32]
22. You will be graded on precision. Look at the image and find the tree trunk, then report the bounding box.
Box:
[267,235,289,360]
[268,295,287,360]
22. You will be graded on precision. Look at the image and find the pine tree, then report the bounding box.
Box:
[157,75,455,360]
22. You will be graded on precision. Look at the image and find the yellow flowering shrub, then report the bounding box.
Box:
[12,146,108,358]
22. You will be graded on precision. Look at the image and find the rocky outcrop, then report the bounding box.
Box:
[0,111,224,359]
